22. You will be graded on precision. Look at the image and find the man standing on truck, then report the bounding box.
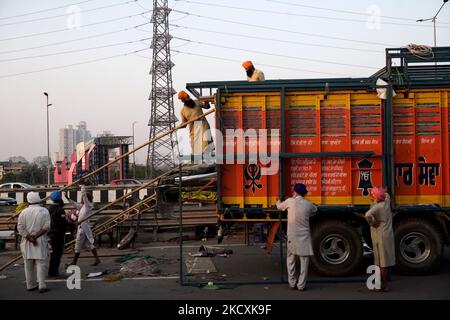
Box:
[242,61,265,82]
[276,183,317,291]
[365,187,395,292]
[178,90,214,161]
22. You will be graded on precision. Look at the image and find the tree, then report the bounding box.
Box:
[0,163,52,185]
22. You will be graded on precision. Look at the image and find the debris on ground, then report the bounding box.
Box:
[186,257,217,275]
[103,273,125,282]
[202,281,219,290]
[188,252,206,257]
[190,245,233,257]
[119,257,161,276]
[87,271,105,278]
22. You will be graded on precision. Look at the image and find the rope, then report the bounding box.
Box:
[405,44,434,60]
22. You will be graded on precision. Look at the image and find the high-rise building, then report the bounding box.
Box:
[58,122,92,162]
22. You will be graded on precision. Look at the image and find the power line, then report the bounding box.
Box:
[0,0,96,21]
[0,0,138,27]
[172,36,378,70]
[171,9,397,47]
[170,23,382,54]
[0,22,150,55]
[0,48,150,79]
[174,0,450,29]
[265,0,450,26]
[0,10,151,42]
[171,49,352,77]
[134,0,150,11]
[0,38,151,63]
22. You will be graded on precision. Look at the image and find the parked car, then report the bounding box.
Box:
[0,182,33,189]
[0,197,17,206]
[111,179,141,186]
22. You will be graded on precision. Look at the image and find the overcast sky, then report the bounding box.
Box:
[0,0,449,164]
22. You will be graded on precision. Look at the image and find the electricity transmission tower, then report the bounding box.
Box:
[147,0,177,178]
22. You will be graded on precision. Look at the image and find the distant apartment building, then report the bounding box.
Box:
[58,121,92,162]
[0,160,28,179]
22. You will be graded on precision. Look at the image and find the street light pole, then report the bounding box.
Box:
[43,92,52,186]
[417,0,448,47]
[132,121,137,178]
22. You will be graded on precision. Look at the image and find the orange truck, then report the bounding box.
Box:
[186,47,450,276]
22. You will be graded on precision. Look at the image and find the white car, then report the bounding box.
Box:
[0,182,33,189]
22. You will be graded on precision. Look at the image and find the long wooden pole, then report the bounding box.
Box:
[8,109,216,220]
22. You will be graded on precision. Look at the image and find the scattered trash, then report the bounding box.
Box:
[221,274,227,277]
[13,264,20,267]
[87,271,105,278]
[117,228,137,250]
[198,245,233,257]
[103,273,125,282]
[119,257,161,276]
[186,257,217,275]
[189,252,207,257]
[0,275,7,280]
[202,281,219,290]
[263,277,270,281]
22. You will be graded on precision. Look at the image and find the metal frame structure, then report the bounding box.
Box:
[186,46,450,222]
[177,163,287,287]
[187,78,389,222]
[147,0,177,178]
[178,47,450,286]
[91,136,133,185]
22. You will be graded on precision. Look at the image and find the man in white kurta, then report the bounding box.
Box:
[17,192,51,292]
[276,183,317,291]
[66,184,101,266]
[178,90,214,161]
[365,187,395,291]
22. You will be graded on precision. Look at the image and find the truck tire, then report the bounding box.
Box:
[395,218,443,275]
[311,220,363,276]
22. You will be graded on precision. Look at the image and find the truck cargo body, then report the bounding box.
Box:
[186,47,450,276]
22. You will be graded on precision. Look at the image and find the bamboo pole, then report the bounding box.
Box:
[8,109,216,221]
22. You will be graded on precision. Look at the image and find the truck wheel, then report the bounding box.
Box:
[395,218,443,275]
[311,220,363,276]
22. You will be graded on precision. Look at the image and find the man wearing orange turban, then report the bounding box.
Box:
[242,60,265,82]
[177,90,214,158]
[365,187,395,292]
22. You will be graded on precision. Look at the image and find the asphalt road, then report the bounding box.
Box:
[1,242,449,300]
